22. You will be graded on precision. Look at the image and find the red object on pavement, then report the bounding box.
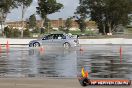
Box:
[80,48,84,51]
[39,47,44,53]
[120,46,122,63]
[0,43,1,53]
[6,40,9,49]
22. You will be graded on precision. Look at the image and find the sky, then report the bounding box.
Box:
[6,0,79,22]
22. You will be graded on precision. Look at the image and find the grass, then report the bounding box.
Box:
[29,29,132,39]
[69,30,97,35]
[68,28,132,39]
[2,28,131,39]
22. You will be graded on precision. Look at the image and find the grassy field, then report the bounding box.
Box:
[70,28,132,39]
[2,28,132,39]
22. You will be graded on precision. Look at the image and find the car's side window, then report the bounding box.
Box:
[44,34,66,40]
[62,35,66,39]
[52,34,63,39]
[53,34,58,39]
[49,35,54,39]
[44,34,53,40]
[57,34,62,39]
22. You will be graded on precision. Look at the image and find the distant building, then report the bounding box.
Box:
[6,18,97,31]
[6,21,27,30]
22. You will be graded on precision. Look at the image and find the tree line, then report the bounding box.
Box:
[75,0,132,34]
[0,0,132,38]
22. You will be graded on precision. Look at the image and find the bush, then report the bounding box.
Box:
[12,28,21,38]
[4,27,21,38]
[58,26,69,33]
[4,27,12,38]
[23,29,30,37]
[40,28,45,34]
[32,27,40,33]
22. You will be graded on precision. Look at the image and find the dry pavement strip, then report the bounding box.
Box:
[0,78,131,88]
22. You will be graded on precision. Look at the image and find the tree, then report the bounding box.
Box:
[4,27,21,38]
[0,0,33,37]
[65,17,72,33]
[74,0,89,32]
[58,26,65,32]
[0,0,17,21]
[32,27,40,33]
[12,28,21,37]
[29,14,37,29]
[43,17,52,33]
[0,0,18,36]
[4,26,12,38]
[75,17,87,32]
[16,0,33,37]
[128,14,132,25]
[23,29,30,37]
[77,0,132,35]
[36,0,63,32]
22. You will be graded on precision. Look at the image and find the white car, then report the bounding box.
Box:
[29,33,79,48]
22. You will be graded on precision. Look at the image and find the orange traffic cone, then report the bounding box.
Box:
[6,40,10,53]
[0,43,1,53]
[120,46,122,64]
[80,47,84,51]
[39,47,44,53]
[6,40,9,49]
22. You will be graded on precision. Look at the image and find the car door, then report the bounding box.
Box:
[52,34,65,47]
[41,34,54,46]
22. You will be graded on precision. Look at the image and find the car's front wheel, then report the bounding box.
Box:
[33,42,40,47]
[63,42,71,49]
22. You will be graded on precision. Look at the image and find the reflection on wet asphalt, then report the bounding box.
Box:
[0,45,132,80]
[0,47,77,78]
[78,45,132,80]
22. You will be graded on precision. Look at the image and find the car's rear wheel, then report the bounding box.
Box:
[33,42,40,47]
[63,42,71,49]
